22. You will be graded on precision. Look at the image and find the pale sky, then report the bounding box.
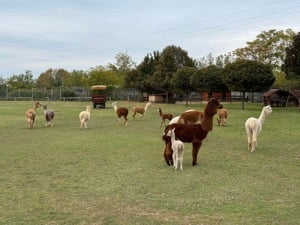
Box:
[1,0,300,78]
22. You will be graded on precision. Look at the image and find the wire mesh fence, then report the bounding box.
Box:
[0,86,143,102]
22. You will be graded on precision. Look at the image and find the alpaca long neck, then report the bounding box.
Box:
[113,105,117,112]
[144,103,149,111]
[159,108,162,116]
[170,133,176,144]
[201,113,214,132]
[258,110,267,125]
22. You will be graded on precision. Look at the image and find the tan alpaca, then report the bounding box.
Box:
[25,102,42,129]
[132,102,151,119]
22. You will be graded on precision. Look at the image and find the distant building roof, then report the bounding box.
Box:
[290,90,300,100]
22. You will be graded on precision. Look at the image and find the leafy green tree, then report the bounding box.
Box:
[150,45,195,92]
[124,52,160,92]
[222,59,275,109]
[272,70,289,89]
[69,70,88,87]
[234,29,296,69]
[87,67,122,87]
[7,70,35,89]
[113,52,136,72]
[283,32,300,81]
[36,69,56,88]
[195,53,233,69]
[191,65,228,93]
[171,67,197,104]
[54,69,70,87]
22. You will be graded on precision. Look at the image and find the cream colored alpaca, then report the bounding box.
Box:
[168,128,184,170]
[245,105,272,152]
[132,102,151,119]
[79,106,91,128]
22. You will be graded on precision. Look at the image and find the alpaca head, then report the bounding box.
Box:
[166,128,175,138]
[204,98,223,116]
[43,104,48,110]
[35,102,42,109]
[263,105,272,115]
[86,106,91,112]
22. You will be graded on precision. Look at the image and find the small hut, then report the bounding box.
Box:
[263,89,300,107]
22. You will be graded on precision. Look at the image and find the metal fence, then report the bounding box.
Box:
[0,86,144,102]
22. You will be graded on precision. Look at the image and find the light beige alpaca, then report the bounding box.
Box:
[79,106,91,128]
[245,105,272,152]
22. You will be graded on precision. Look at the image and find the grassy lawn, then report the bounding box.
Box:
[0,100,299,225]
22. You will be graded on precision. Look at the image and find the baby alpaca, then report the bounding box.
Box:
[79,106,91,128]
[168,128,184,170]
[245,105,272,152]
[158,107,173,128]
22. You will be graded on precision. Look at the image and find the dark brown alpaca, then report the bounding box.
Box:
[158,107,173,128]
[112,102,129,126]
[162,99,223,166]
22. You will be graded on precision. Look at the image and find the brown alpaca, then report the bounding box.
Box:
[158,107,173,128]
[217,108,228,126]
[132,102,151,119]
[162,99,223,166]
[112,102,129,126]
[25,102,42,129]
[178,109,204,124]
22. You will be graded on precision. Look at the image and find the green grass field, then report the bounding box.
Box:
[0,100,299,225]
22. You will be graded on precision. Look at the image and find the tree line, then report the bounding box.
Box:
[1,29,299,99]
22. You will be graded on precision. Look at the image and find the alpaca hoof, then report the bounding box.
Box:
[192,162,197,166]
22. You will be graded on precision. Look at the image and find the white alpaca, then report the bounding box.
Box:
[168,116,180,124]
[79,106,91,129]
[168,128,184,170]
[245,105,272,152]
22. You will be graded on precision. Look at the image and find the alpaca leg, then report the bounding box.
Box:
[251,133,257,152]
[217,118,221,126]
[172,151,177,169]
[179,156,183,171]
[221,118,225,126]
[163,142,173,166]
[124,116,128,126]
[192,142,202,166]
[246,129,252,151]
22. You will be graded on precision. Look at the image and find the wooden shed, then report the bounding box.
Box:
[263,89,300,107]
